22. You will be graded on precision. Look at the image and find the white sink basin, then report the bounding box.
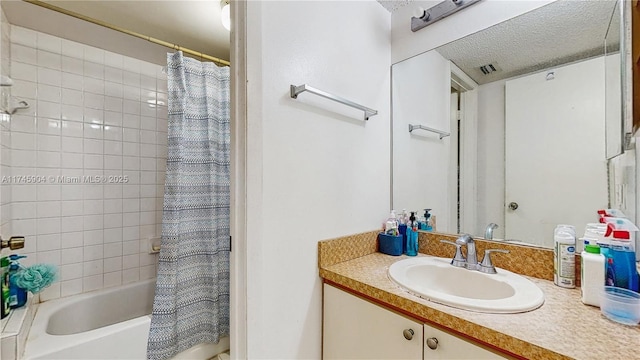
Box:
[388,257,544,313]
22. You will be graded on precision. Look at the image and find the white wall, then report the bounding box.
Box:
[5,26,166,300]
[243,1,390,358]
[392,50,452,231]
[390,0,554,64]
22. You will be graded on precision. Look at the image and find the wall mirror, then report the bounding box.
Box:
[391,0,632,248]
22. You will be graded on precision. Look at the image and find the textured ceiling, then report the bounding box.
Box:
[377,0,412,13]
[435,0,620,84]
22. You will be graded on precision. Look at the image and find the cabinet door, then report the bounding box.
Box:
[323,284,422,360]
[423,323,508,359]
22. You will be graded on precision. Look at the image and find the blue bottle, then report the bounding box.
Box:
[421,209,433,231]
[609,231,639,292]
[8,255,27,309]
[405,212,418,256]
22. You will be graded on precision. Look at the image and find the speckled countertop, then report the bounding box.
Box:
[320,252,640,360]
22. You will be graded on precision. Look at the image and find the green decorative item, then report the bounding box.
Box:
[12,264,57,294]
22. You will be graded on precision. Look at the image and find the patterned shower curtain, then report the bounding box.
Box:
[147,52,230,360]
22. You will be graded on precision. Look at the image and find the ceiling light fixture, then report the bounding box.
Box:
[221,0,231,31]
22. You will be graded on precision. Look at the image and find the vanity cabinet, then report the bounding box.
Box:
[323,284,508,360]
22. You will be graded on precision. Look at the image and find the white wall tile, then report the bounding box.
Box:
[61,136,82,153]
[122,268,139,284]
[84,61,104,80]
[8,29,166,298]
[84,77,104,95]
[104,227,123,243]
[37,67,62,87]
[12,43,37,65]
[104,51,123,69]
[83,259,103,276]
[37,249,60,265]
[37,50,61,70]
[11,26,37,47]
[37,201,61,218]
[39,282,61,301]
[12,62,37,82]
[84,92,104,109]
[62,72,83,90]
[104,271,122,288]
[61,39,83,59]
[123,99,140,115]
[83,244,103,261]
[83,229,103,246]
[84,47,104,64]
[105,67,123,84]
[12,81,38,102]
[60,263,83,280]
[104,242,122,258]
[105,81,123,98]
[37,217,60,234]
[60,279,82,297]
[61,246,83,264]
[38,134,61,152]
[83,274,103,292]
[61,105,83,122]
[61,279,83,297]
[61,56,83,75]
[61,215,84,232]
[37,32,61,54]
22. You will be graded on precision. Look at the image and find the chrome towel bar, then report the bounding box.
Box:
[408,124,450,139]
[290,84,378,120]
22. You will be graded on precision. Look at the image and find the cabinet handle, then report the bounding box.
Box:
[426,337,439,350]
[403,328,414,340]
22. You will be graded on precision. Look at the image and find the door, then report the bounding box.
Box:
[505,57,608,245]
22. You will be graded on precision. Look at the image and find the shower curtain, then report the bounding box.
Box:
[147,52,230,360]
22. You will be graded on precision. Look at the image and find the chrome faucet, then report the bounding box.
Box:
[440,234,509,274]
[484,223,499,240]
[456,234,477,270]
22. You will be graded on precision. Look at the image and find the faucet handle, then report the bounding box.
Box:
[478,249,509,274]
[439,240,466,268]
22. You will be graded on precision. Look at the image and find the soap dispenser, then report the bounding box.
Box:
[405,212,418,256]
[422,209,433,231]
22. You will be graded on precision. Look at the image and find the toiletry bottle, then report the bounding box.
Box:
[553,225,576,288]
[610,230,639,292]
[385,210,399,236]
[405,212,418,256]
[8,255,27,309]
[423,209,433,231]
[581,244,605,307]
[1,256,10,319]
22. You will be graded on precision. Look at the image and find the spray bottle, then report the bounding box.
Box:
[1,256,10,319]
[8,255,28,309]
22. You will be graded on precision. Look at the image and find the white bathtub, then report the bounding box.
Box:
[23,279,229,360]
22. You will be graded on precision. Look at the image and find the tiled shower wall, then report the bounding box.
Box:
[0,7,12,245]
[7,25,167,301]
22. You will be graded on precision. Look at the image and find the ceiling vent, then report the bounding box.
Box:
[479,63,501,75]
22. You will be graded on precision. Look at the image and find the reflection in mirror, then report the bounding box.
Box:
[392,0,632,248]
[605,0,622,159]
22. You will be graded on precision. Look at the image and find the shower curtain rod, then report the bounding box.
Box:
[22,0,231,67]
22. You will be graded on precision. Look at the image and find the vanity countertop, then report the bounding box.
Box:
[319,252,640,360]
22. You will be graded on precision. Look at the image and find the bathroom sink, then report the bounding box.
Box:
[388,257,544,313]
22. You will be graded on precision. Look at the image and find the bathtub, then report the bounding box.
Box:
[23,279,229,360]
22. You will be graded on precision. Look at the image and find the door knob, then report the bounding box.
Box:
[508,202,519,211]
[426,337,439,350]
[403,328,414,340]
